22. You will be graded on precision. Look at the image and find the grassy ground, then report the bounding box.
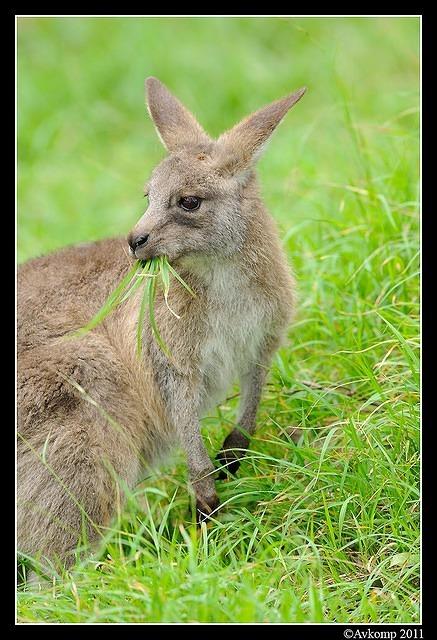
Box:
[17,17,420,623]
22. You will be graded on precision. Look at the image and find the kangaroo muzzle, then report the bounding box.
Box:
[128,233,149,255]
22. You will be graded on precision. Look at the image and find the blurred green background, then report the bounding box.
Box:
[17,17,419,262]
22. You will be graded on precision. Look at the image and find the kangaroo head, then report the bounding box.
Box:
[128,77,306,262]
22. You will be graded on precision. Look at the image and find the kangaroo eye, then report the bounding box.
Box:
[178,196,201,211]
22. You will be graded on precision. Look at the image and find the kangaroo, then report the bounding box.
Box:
[17,77,306,576]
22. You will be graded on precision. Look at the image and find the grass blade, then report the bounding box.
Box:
[148,274,172,358]
[136,272,152,356]
[167,262,196,297]
[73,256,183,359]
[118,260,153,304]
[68,262,141,338]
[159,256,180,319]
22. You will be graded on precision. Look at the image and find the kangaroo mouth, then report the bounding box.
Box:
[130,243,160,261]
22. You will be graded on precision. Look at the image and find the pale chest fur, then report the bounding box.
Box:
[197,263,269,414]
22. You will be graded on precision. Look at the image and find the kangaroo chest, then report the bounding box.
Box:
[197,265,267,413]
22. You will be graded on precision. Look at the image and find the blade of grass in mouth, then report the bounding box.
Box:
[71,256,194,357]
[136,261,153,356]
[159,255,181,319]
[147,271,172,358]
[70,261,143,337]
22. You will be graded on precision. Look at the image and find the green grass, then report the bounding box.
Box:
[17,17,420,623]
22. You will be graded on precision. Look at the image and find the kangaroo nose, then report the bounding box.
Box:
[128,234,149,252]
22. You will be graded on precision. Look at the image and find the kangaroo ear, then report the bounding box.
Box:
[146,77,211,152]
[215,87,306,175]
